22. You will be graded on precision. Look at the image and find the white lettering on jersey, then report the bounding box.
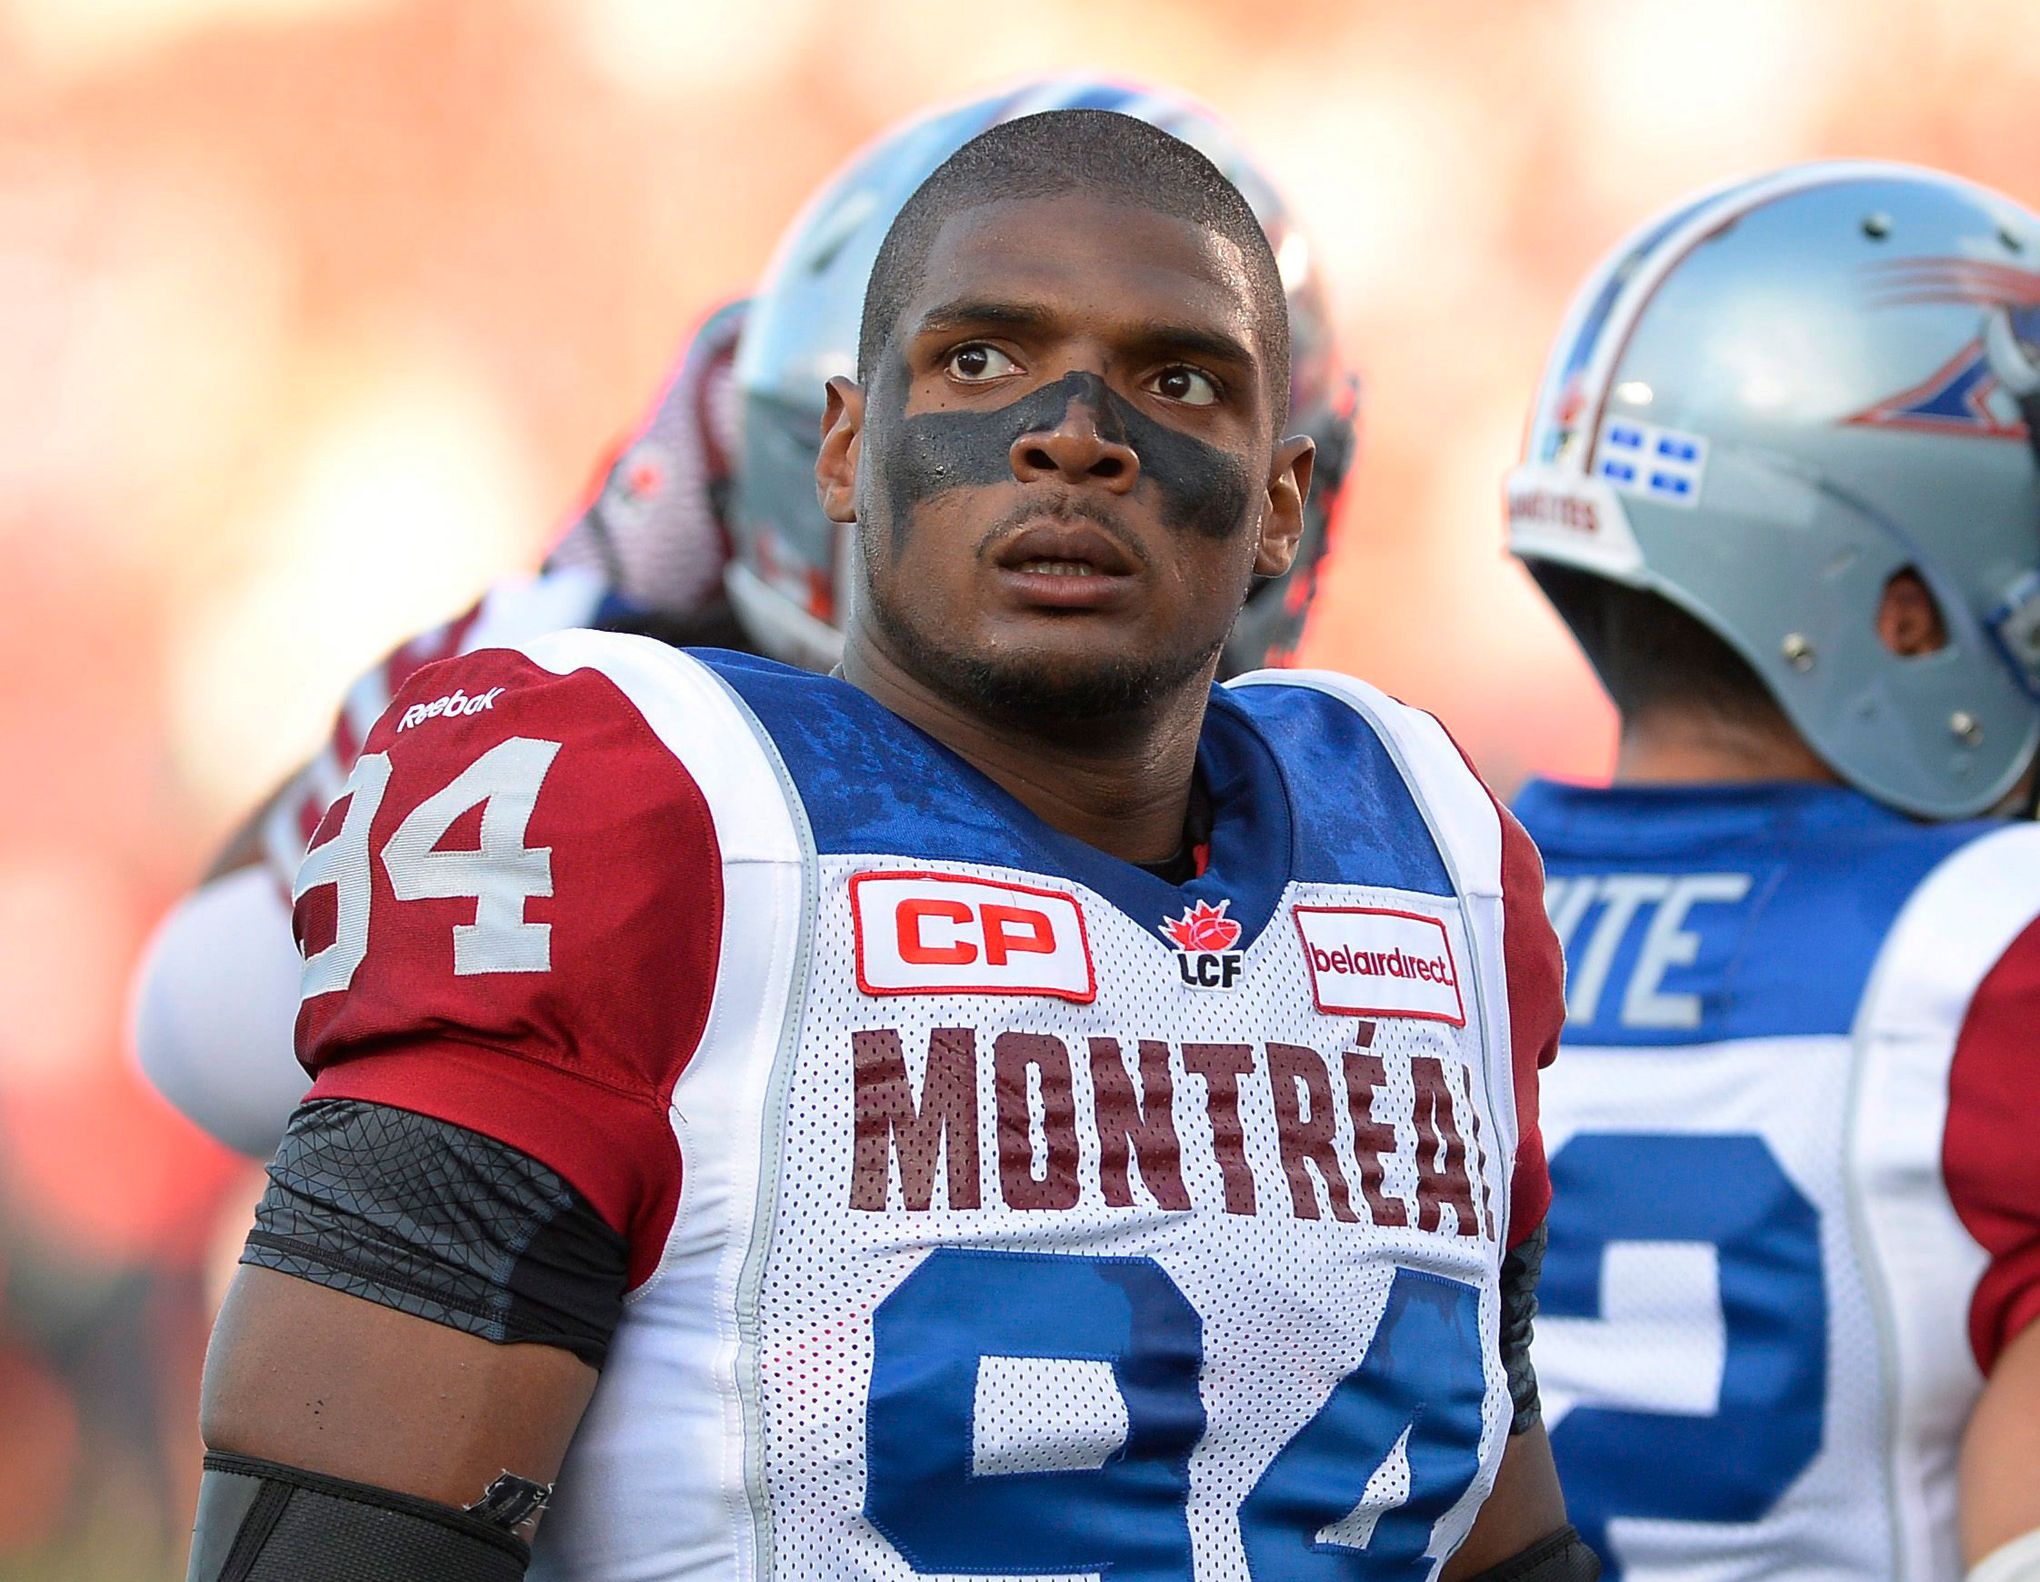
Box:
[1544,872,1752,1028]
[296,735,562,995]
[851,871,1096,1001]
[398,685,506,731]
[381,736,561,975]
[1292,906,1465,1024]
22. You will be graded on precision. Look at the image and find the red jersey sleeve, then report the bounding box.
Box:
[1431,718,1565,1251]
[1944,914,2040,1372]
[291,645,722,1288]
[1496,799,1564,1248]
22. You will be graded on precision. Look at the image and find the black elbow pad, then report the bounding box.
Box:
[188,1454,533,1582]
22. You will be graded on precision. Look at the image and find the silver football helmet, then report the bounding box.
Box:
[1508,162,2040,819]
[729,76,1358,676]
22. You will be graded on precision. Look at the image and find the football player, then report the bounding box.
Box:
[130,78,1360,1160]
[189,110,1590,1581]
[1506,163,2040,1582]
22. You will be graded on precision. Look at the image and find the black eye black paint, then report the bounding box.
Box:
[882,369,1254,544]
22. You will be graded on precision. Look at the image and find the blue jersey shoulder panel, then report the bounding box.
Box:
[694,653,1452,948]
[1219,680,1453,898]
[1513,778,1998,1044]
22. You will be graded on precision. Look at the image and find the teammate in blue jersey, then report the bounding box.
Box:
[190,109,1591,1582]
[1505,164,2040,1582]
[130,78,1359,1160]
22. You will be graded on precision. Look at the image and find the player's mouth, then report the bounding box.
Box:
[991,522,1140,611]
[1013,559,1103,576]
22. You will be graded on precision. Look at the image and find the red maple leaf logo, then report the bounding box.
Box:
[1161,898,1241,953]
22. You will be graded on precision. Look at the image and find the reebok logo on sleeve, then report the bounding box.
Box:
[398,686,506,732]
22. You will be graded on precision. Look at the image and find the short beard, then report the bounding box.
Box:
[860,534,1226,731]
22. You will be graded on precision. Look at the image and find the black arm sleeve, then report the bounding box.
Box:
[188,1454,530,1582]
[241,1099,628,1368]
[1460,1524,1599,1582]
[1501,1221,1546,1435]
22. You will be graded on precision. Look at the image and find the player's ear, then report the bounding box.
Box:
[1254,435,1314,579]
[816,376,865,526]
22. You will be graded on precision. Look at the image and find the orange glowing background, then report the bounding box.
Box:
[4,0,2038,1572]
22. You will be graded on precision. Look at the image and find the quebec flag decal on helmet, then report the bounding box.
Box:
[729,75,1358,677]
[1508,161,2040,819]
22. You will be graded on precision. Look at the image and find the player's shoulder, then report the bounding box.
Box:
[377,627,720,757]
[370,632,820,865]
[1224,666,1494,795]
[1862,815,2040,1033]
[295,632,819,1087]
[1226,667,1517,896]
[387,629,827,744]
[1224,665,1423,730]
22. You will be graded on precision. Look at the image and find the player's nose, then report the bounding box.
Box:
[1010,387,1140,494]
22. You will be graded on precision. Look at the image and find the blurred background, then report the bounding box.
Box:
[3,0,2038,1573]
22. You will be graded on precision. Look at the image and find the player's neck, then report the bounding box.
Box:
[839,642,1205,867]
[1613,705,1838,788]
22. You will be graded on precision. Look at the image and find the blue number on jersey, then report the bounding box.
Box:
[867,1249,1489,1578]
[1541,1133,1827,1577]
[866,1249,1205,1576]
[1239,1270,1486,1579]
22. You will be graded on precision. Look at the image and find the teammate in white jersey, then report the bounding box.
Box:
[1504,164,2040,1582]
[188,109,1590,1582]
[130,77,1360,1161]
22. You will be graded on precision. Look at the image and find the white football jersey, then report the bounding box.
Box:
[292,632,1566,1581]
[1517,779,2040,1582]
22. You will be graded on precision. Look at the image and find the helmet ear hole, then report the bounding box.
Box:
[1877,568,1948,659]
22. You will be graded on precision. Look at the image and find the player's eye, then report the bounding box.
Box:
[945,343,1020,383]
[1149,365,1221,407]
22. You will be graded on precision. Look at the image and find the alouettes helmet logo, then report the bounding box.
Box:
[1161,898,1244,989]
[1847,258,2040,441]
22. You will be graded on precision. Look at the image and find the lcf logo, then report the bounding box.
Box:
[1161,898,1244,990]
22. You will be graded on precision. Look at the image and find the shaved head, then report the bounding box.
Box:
[857,109,1290,408]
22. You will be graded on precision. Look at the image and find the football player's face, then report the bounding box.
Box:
[820,193,1311,724]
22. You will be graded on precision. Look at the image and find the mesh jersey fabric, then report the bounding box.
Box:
[1516,777,2040,1582]
[289,632,1563,1580]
